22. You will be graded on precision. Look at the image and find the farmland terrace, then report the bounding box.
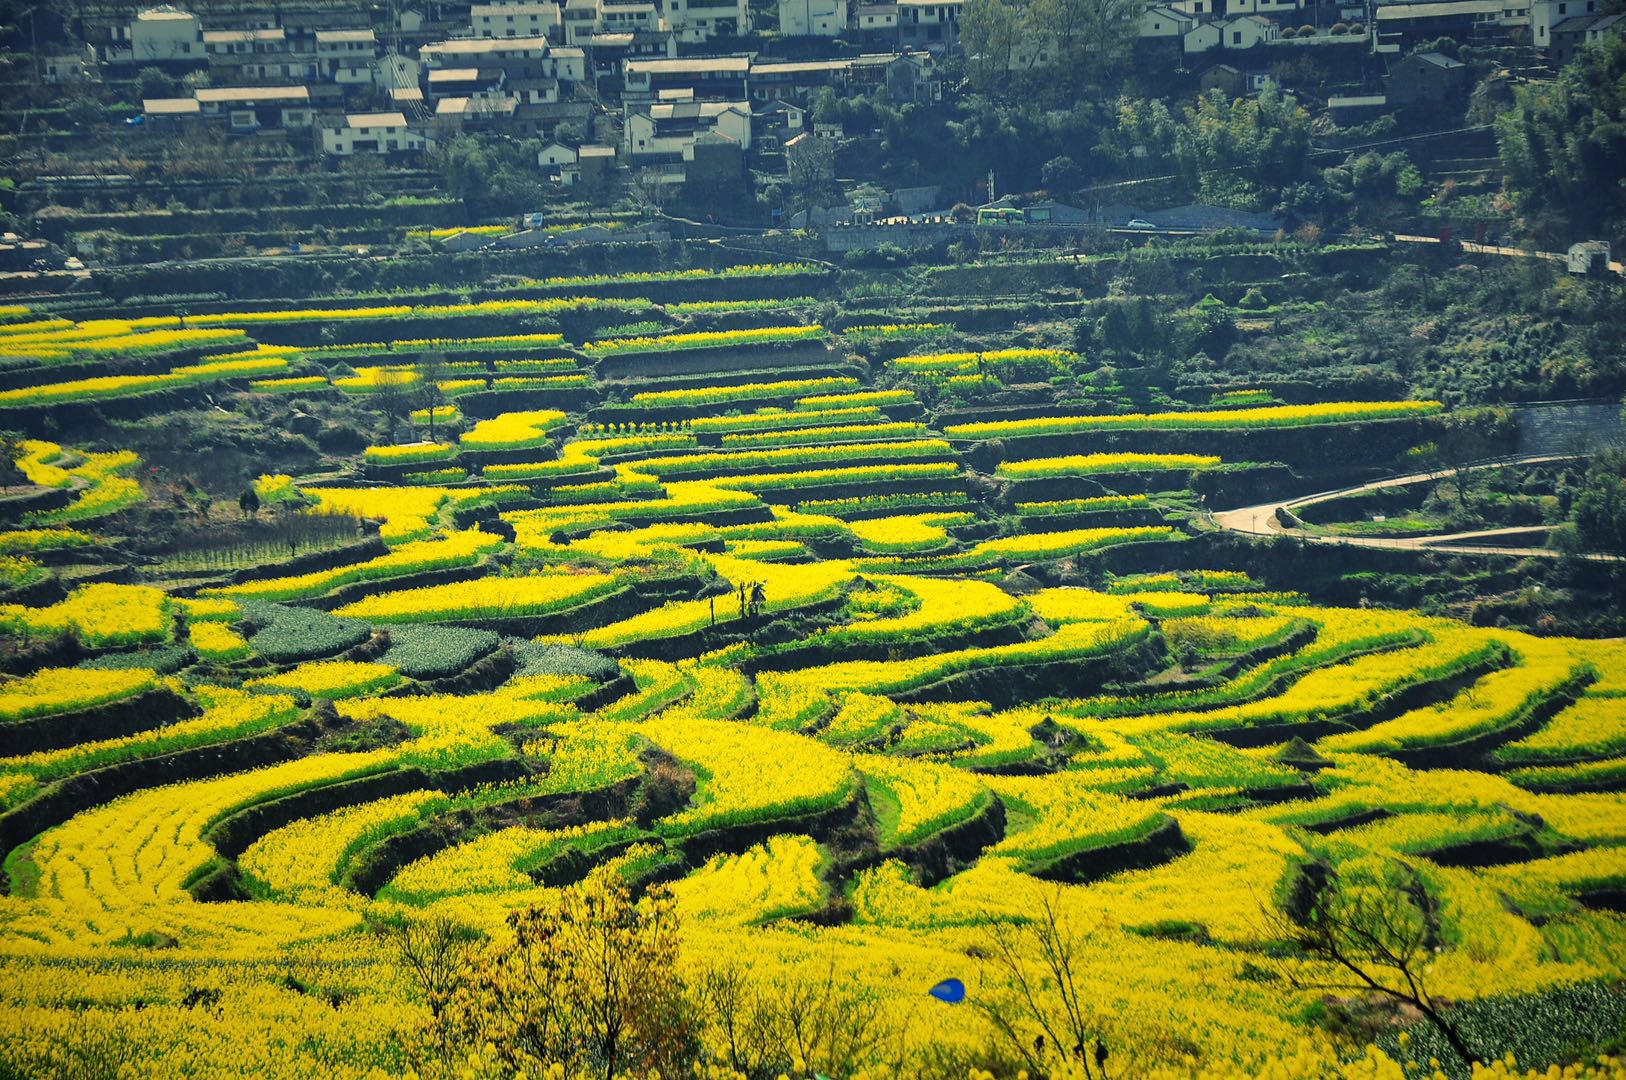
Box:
[0,243,1622,1080]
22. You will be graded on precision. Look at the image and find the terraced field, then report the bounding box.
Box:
[0,269,1620,1079]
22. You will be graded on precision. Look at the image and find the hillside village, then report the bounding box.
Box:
[3,0,1621,255]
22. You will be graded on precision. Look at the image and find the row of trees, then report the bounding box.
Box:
[386,856,1505,1079]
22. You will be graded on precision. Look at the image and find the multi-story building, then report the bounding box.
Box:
[319,111,428,154]
[472,2,565,39]
[314,29,378,84]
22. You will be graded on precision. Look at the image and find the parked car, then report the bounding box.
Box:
[1126,218,1156,230]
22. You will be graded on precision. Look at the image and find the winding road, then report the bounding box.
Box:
[1210,454,1622,561]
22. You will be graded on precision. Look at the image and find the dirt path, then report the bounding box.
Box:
[1210,454,1622,561]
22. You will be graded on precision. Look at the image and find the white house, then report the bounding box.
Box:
[420,34,552,67]
[1169,0,1217,17]
[1530,0,1597,48]
[194,85,313,131]
[472,2,564,38]
[129,7,203,63]
[321,111,427,155]
[659,0,753,42]
[537,141,579,170]
[315,29,378,84]
[202,27,285,56]
[1183,20,1221,51]
[1220,15,1280,47]
[1227,0,1303,15]
[561,143,616,185]
[1139,6,1194,37]
[624,99,751,161]
[44,49,98,83]
[780,0,849,36]
[374,53,423,94]
[855,3,899,33]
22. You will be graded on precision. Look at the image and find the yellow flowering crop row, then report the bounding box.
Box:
[859,525,1180,572]
[333,569,622,623]
[239,790,449,902]
[304,485,528,543]
[0,666,158,723]
[890,347,1074,378]
[995,452,1222,478]
[763,617,1149,696]
[720,421,928,448]
[670,834,826,923]
[631,375,858,408]
[1323,634,1592,754]
[0,583,170,647]
[0,527,94,553]
[0,349,290,408]
[689,406,884,434]
[246,660,401,700]
[1497,694,1626,764]
[0,688,297,792]
[708,461,962,492]
[1016,494,1152,515]
[945,400,1446,439]
[189,621,249,662]
[842,322,951,339]
[250,375,329,392]
[857,753,992,846]
[459,409,569,450]
[362,441,456,464]
[639,713,856,836]
[209,529,503,602]
[631,438,953,479]
[585,324,825,356]
[846,512,976,554]
[795,388,916,409]
[564,555,850,649]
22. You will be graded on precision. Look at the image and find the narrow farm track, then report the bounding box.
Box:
[1211,453,1625,561]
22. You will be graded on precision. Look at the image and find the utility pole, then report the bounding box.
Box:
[987,168,996,204]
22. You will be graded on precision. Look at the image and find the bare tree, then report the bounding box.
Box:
[1262,861,1483,1067]
[413,352,450,442]
[977,889,1114,1078]
[382,914,482,1066]
[370,368,415,447]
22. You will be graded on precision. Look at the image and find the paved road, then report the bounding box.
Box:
[1211,454,1622,561]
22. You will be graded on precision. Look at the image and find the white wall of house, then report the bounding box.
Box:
[322,120,425,155]
[1183,21,1221,51]
[779,0,848,36]
[130,9,203,62]
[1139,8,1192,37]
[472,3,564,38]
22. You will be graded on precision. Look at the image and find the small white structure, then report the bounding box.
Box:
[779,0,849,36]
[1568,240,1613,276]
[537,141,579,176]
[321,112,427,155]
